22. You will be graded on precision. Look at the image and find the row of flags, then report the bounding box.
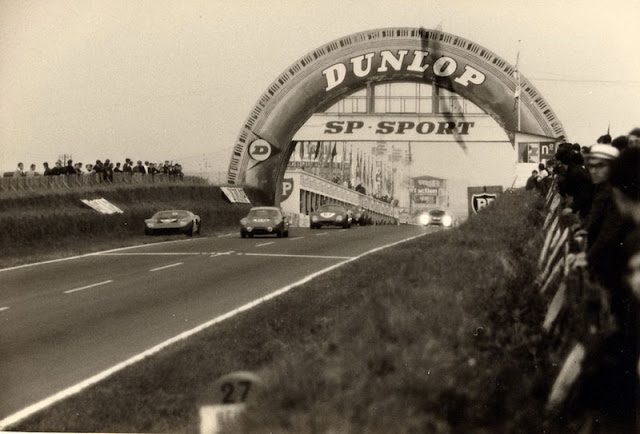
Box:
[291,141,400,195]
[295,141,338,162]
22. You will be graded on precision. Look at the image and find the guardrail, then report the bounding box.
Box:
[536,182,616,413]
[0,172,202,193]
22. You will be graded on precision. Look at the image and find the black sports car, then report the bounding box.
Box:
[240,206,290,238]
[310,204,351,229]
[144,210,201,235]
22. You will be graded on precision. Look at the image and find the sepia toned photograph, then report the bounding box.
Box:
[1,0,638,432]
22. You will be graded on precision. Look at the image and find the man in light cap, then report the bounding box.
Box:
[584,144,635,336]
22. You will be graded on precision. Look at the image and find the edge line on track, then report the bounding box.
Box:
[0,231,427,430]
[149,262,184,272]
[243,253,352,260]
[0,237,210,274]
[64,280,114,294]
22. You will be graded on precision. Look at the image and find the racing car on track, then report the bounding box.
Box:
[240,206,290,238]
[310,204,351,229]
[347,205,368,226]
[417,209,453,227]
[144,210,201,236]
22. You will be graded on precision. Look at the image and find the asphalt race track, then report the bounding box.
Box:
[0,224,436,424]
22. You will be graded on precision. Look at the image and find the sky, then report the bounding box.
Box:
[1,0,639,179]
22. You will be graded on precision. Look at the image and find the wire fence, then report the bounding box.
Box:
[0,172,213,195]
[536,182,617,413]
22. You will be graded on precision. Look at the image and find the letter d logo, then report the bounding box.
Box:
[248,139,272,161]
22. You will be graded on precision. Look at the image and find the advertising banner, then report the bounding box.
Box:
[220,187,251,204]
[467,186,503,215]
[294,114,509,142]
[517,141,556,164]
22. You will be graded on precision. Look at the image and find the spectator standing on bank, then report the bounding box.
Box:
[133,160,146,174]
[26,164,39,176]
[113,162,122,173]
[162,160,171,175]
[63,159,74,175]
[537,163,551,195]
[42,162,52,176]
[51,160,64,175]
[14,162,25,177]
[148,162,159,175]
[123,159,133,174]
[525,170,538,190]
[93,160,105,178]
[173,163,183,179]
[103,159,114,182]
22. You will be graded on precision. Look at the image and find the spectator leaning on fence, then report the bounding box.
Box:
[608,145,640,428]
[612,134,629,151]
[569,146,640,432]
[556,146,594,220]
[627,127,640,148]
[583,144,634,316]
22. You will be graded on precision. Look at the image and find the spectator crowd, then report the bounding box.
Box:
[528,127,640,430]
[11,158,184,181]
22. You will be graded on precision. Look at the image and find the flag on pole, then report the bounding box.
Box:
[330,142,337,161]
[313,141,320,160]
[299,141,305,161]
[513,42,522,131]
[513,50,520,111]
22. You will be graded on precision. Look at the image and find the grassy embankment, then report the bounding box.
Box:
[0,181,252,268]
[13,188,560,433]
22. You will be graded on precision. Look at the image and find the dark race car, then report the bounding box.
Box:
[240,206,290,238]
[310,204,351,229]
[347,205,368,226]
[417,209,453,227]
[144,210,201,236]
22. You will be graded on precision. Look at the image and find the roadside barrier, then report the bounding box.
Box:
[536,182,615,413]
[0,172,203,194]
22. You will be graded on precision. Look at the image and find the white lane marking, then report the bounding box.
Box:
[255,242,275,247]
[315,232,328,236]
[149,262,184,272]
[217,233,235,238]
[98,252,203,256]
[243,253,352,260]
[64,280,114,295]
[0,237,209,273]
[0,232,427,431]
[0,307,9,312]
[288,237,304,241]
[210,251,235,258]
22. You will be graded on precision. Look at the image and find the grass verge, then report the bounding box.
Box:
[12,189,556,433]
[0,183,252,268]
